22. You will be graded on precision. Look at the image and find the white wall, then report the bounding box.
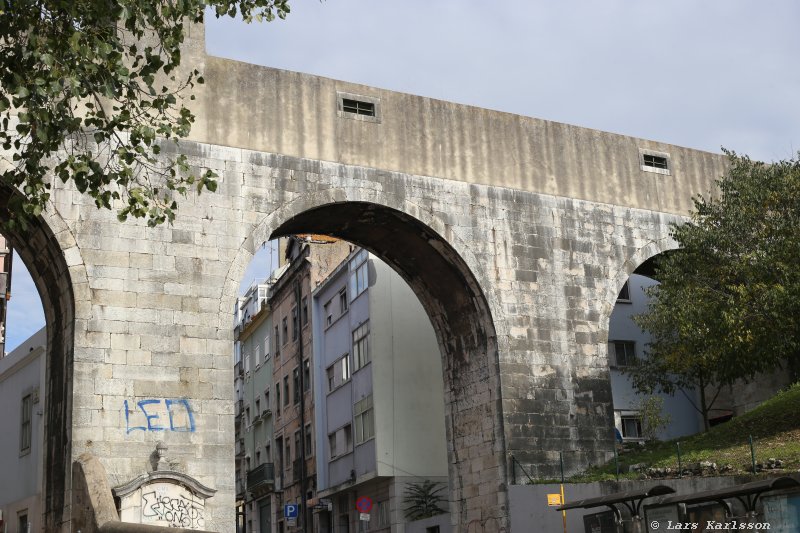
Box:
[0,327,46,533]
[369,258,449,479]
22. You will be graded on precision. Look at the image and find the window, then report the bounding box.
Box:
[376,502,389,528]
[244,350,251,373]
[274,325,281,356]
[255,344,262,366]
[265,443,272,462]
[256,450,261,465]
[264,334,271,361]
[611,341,636,367]
[353,323,370,370]
[264,390,270,412]
[305,423,313,457]
[349,250,369,301]
[639,149,671,175]
[255,399,260,417]
[294,431,301,460]
[339,288,348,314]
[354,395,374,444]
[643,153,668,170]
[324,300,333,327]
[328,432,337,458]
[20,394,32,454]
[301,296,309,326]
[426,527,440,533]
[303,359,311,392]
[329,424,353,459]
[621,416,643,439]
[18,512,29,533]
[276,436,284,471]
[285,439,292,468]
[275,383,281,414]
[282,317,288,345]
[283,376,290,406]
[327,354,351,391]
[338,495,351,533]
[293,367,300,404]
[617,281,630,302]
[291,306,298,341]
[245,407,251,427]
[342,98,375,117]
[344,424,352,451]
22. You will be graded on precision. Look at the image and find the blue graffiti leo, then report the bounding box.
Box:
[124,398,196,434]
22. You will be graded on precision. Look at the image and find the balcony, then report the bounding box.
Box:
[247,463,275,494]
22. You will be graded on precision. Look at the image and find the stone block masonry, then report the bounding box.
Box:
[38,135,707,532]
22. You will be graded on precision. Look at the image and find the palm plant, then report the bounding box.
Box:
[403,480,447,520]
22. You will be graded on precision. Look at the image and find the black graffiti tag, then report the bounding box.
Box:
[142,490,205,529]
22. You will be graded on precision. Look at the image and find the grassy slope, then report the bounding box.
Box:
[568,382,800,482]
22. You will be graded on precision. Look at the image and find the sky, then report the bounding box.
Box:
[6,1,800,352]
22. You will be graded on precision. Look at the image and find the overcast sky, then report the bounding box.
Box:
[6,1,800,351]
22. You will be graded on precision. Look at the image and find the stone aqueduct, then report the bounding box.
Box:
[5,22,727,532]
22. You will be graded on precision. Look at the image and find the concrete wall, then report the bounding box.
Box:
[190,47,726,218]
[711,368,794,420]
[0,327,46,533]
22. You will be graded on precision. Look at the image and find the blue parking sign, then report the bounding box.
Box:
[284,504,299,518]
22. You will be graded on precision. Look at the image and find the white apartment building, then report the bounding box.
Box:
[0,327,46,533]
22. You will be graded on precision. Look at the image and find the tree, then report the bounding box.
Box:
[634,395,671,442]
[628,151,800,431]
[0,0,289,228]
